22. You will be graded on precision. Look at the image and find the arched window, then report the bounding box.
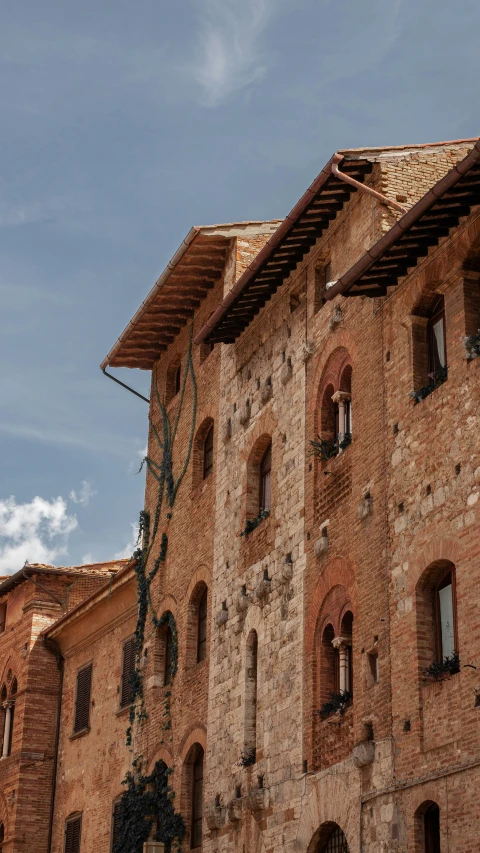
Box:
[339,611,353,696]
[417,561,458,674]
[244,630,258,762]
[203,426,214,479]
[259,444,271,513]
[435,566,457,662]
[424,803,440,853]
[197,589,208,663]
[427,295,447,377]
[317,349,353,458]
[191,748,204,848]
[1,678,16,758]
[0,821,4,851]
[316,824,350,853]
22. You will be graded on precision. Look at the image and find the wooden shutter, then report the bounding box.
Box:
[120,638,135,708]
[74,665,92,733]
[111,800,121,853]
[64,815,82,853]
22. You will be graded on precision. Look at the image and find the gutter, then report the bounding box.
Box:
[325,138,480,301]
[43,636,64,853]
[193,153,344,345]
[100,227,200,371]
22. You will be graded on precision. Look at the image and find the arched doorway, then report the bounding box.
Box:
[318,824,350,853]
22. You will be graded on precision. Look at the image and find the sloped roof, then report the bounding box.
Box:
[194,139,477,344]
[101,221,280,371]
[0,560,129,597]
[325,138,480,299]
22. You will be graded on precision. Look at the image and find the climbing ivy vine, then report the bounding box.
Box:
[113,759,186,853]
[118,330,197,845]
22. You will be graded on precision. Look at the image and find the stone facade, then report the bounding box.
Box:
[2,140,480,853]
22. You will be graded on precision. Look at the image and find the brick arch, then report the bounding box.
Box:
[243,603,264,643]
[408,274,444,317]
[178,723,207,763]
[243,427,277,522]
[408,536,462,595]
[410,788,446,853]
[147,743,174,774]
[185,565,210,606]
[0,652,20,693]
[296,774,359,853]
[305,557,357,653]
[308,330,358,424]
[155,594,178,619]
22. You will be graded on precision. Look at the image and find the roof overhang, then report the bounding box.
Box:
[194,153,375,345]
[325,138,480,299]
[101,221,280,371]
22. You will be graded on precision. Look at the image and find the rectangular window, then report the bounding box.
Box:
[73,665,92,734]
[64,815,82,853]
[120,638,135,709]
[367,651,379,687]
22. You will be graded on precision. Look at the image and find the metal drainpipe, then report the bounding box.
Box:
[102,367,150,404]
[43,636,64,853]
[331,162,408,214]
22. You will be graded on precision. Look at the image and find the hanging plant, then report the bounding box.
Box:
[113,759,185,853]
[239,510,270,538]
[463,331,480,360]
[318,691,352,719]
[423,652,460,681]
[410,366,448,404]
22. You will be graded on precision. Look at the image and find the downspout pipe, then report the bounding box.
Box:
[43,636,64,853]
[331,162,408,214]
[102,367,150,404]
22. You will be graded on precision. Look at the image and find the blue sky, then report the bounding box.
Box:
[0,0,478,572]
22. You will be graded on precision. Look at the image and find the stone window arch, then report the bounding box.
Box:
[315,822,350,853]
[244,629,258,762]
[416,560,459,674]
[246,434,273,519]
[315,589,354,710]
[414,800,441,853]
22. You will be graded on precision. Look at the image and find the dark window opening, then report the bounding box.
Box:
[259,444,272,513]
[427,296,447,376]
[120,638,135,709]
[197,589,208,663]
[191,749,204,848]
[203,426,214,479]
[315,262,331,313]
[0,603,6,634]
[164,625,173,685]
[111,799,121,853]
[320,824,350,853]
[424,803,440,853]
[174,364,182,396]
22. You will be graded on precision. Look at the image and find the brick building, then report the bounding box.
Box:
[0,561,127,853]
[2,138,480,853]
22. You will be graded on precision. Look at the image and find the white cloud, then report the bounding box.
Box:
[0,495,78,574]
[193,0,274,106]
[113,522,140,560]
[69,480,96,507]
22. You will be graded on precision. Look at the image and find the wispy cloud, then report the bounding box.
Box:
[0,495,78,573]
[69,480,96,507]
[113,522,140,560]
[193,0,274,106]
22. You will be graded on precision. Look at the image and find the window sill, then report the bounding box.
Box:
[69,727,90,741]
[116,704,131,718]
